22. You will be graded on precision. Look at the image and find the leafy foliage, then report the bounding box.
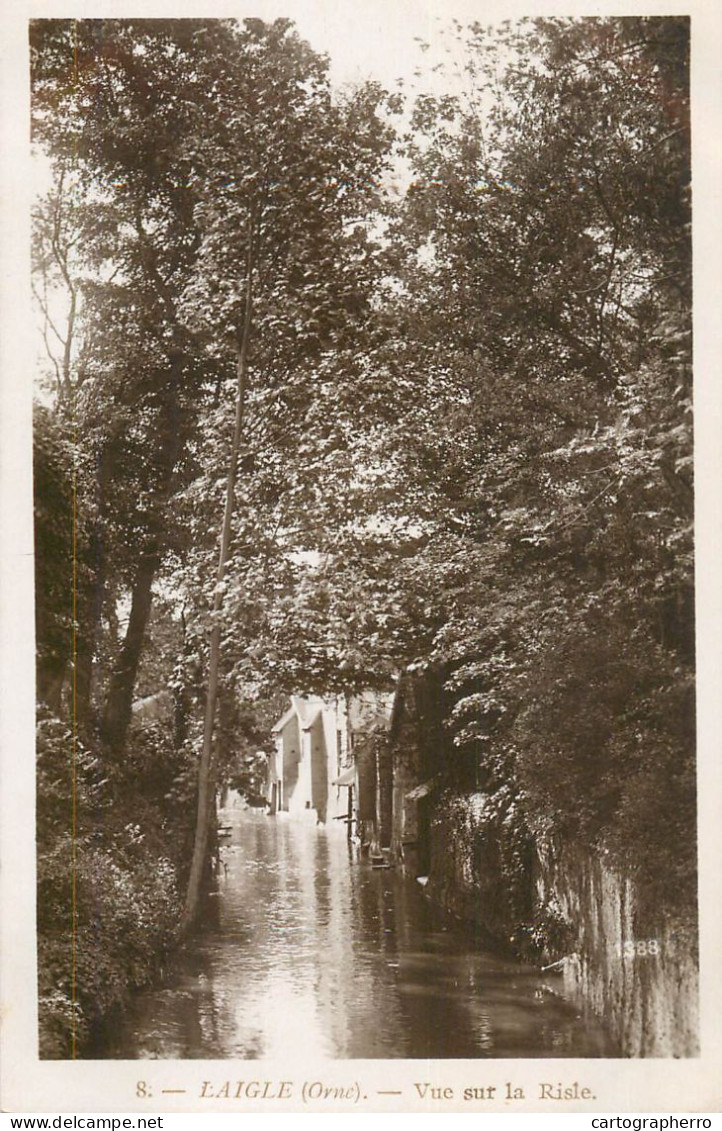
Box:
[36,707,183,1056]
[390,17,694,917]
[32,14,695,1043]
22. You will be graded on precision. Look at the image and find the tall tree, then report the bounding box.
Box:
[31,19,223,745]
[387,16,694,907]
[173,18,395,928]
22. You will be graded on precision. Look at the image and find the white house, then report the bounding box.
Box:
[268,695,349,824]
[267,693,393,828]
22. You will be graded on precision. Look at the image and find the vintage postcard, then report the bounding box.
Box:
[1,0,721,1115]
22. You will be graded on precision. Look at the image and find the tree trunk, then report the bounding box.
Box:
[74,536,105,734]
[37,657,67,714]
[181,220,255,934]
[74,624,96,733]
[97,388,184,752]
[99,547,159,753]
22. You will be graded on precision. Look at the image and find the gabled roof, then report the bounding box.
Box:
[271,704,298,734]
[271,695,328,733]
[300,704,324,730]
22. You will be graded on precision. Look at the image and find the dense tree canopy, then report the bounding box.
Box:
[32,15,695,1052]
[392,16,694,911]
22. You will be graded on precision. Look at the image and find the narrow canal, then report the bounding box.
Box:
[99,802,616,1059]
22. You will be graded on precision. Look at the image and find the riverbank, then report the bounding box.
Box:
[94,806,616,1059]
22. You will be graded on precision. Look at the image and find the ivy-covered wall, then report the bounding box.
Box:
[426,790,534,945]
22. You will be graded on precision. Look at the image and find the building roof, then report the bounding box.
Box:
[332,765,356,787]
[271,691,393,737]
[271,695,331,733]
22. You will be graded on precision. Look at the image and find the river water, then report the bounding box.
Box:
[99,804,615,1059]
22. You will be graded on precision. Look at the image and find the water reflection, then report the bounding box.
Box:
[99,807,615,1059]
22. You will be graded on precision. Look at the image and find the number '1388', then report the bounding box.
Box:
[616,939,660,957]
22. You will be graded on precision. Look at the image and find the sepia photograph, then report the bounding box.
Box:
[2,0,721,1114]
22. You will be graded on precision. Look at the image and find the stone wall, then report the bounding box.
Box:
[535,837,699,1057]
[383,665,699,1057]
[417,790,699,1057]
